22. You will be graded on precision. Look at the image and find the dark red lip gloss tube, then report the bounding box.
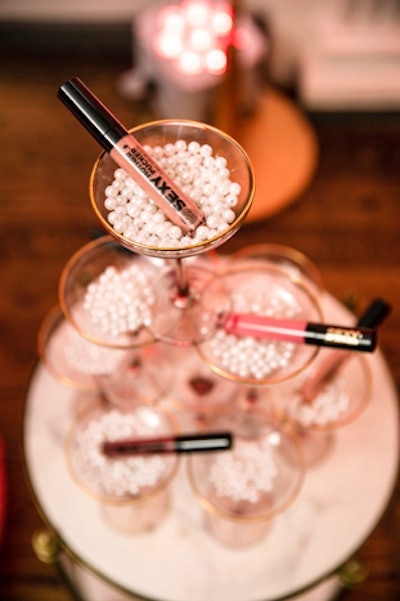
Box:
[223,314,377,352]
[102,432,233,457]
[57,77,204,233]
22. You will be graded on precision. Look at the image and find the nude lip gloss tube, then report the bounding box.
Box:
[57,77,205,233]
[101,432,233,457]
[301,298,391,402]
[223,313,377,352]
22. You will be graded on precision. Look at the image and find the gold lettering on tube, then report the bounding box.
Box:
[325,328,363,346]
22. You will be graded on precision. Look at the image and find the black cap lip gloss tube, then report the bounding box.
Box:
[57,77,205,233]
[101,432,233,457]
[223,313,377,352]
[301,298,391,403]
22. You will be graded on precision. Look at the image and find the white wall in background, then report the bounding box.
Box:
[7,0,396,107]
[0,0,157,21]
[0,0,322,28]
[0,0,326,85]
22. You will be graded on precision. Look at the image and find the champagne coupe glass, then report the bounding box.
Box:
[66,397,180,532]
[37,305,133,392]
[187,408,305,547]
[230,242,325,296]
[59,235,159,349]
[58,236,174,404]
[89,120,255,346]
[39,304,174,407]
[270,354,373,466]
[196,264,324,386]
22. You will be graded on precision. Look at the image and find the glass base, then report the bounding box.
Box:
[100,490,170,533]
[204,510,271,548]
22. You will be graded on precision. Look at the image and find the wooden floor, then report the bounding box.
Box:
[0,45,399,601]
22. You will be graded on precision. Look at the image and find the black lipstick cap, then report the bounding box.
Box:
[357,298,392,329]
[57,77,126,151]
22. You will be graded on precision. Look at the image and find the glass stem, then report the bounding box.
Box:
[174,258,190,308]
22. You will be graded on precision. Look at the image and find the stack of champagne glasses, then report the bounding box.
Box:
[36,78,379,547]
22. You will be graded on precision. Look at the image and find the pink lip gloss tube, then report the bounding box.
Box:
[223,313,377,352]
[101,432,233,457]
[57,77,204,233]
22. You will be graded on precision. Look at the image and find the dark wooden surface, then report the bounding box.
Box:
[0,50,399,601]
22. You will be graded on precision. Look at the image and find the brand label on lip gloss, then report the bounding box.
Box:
[122,144,157,178]
[122,143,198,222]
[325,327,364,346]
[149,175,186,211]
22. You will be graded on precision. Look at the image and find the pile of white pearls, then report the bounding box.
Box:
[289,377,350,427]
[104,140,240,248]
[208,280,303,380]
[63,323,129,375]
[208,439,278,503]
[69,408,171,498]
[83,264,156,337]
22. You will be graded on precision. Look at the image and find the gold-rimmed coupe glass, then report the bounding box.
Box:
[196,264,324,386]
[270,354,373,466]
[66,398,180,532]
[230,242,325,296]
[89,120,255,346]
[187,408,305,547]
[37,305,133,392]
[59,236,159,349]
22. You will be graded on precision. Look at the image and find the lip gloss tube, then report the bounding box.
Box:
[223,313,377,352]
[300,298,391,403]
[57,77,204,233]
[101,431,233,457]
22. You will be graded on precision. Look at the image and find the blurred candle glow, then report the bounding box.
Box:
[153,0,234,76]
[184,0,210,26]
[189,28,213,53]
[206,48,227,74]
[155,33,183,58]
[179,50,204,74]
[211,5,233,36]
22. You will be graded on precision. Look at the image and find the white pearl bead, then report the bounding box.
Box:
[206,215,219,229]
[168,225,183,240]
[218,167,230,179]
[226,194,238,207]
[104,197,117,210]
[113,168,126,180]
[105,185,118,198]
[217,181,231,195]
[194,225,210,241]
[203,156,215,168]
[151,145,164,158]
[230,182,242,195]
[125,204,139,218]
[107,211,117,225]
[164,143,176,156]
[222,209,236,223]
[215,156,227,169]
[175,139,187,152]
[188,141,200,154]
[200,143,212,157]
